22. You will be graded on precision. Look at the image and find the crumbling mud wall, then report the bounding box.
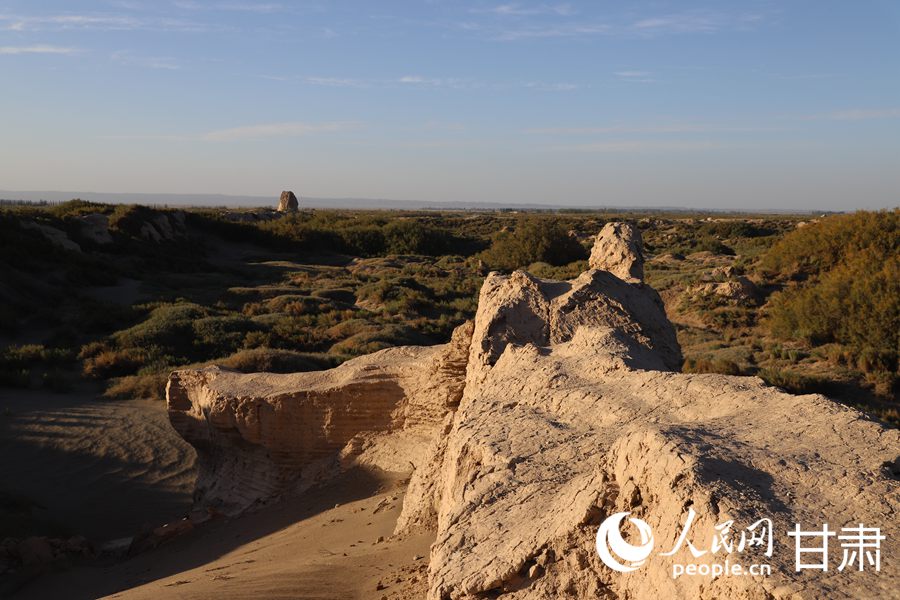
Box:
[168,223,899,599]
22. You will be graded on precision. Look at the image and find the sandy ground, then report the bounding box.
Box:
[0,389,196,541]
[17,468,433,600]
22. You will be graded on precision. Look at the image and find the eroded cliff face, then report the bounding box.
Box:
[167,222,899,599]
[167,321,472,515]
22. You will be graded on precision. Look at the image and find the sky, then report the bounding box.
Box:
[1,1,899,210]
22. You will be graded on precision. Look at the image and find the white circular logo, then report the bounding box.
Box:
[596,511,655,572]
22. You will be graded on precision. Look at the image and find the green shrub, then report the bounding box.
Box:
[758,368,835,396]
[216,348,343,373]
[82,347,146,378]
[693,237,736,256]
[766,248,898,381]
[479,217,587,271]
[0,344,74,389]
[700,221,774,239]
[104,373,168,401]
[329,326,432,356]
[528,260,590,280]
[1,344,72,366]
[383,220,454,255]
[48,199,110,219]
[683,356,743,376]
[762,210,899,399]
[191,315,262,357]
[113,302,209,360]
[761,210,898,277]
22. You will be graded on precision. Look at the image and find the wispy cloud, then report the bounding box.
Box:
[305,76,367,87]
[494,23,609,40]
[398,75,471,89]
[807,107,900,121]
[106,1,145,9]
[473,3,576,17]
[615,70,656,83]
[0,13,139,31]
[477,8,770,42]
[523,81,579,91]
[111,49,179,70]
[0,12,222,32]
[546,140,726,153]
[0,45,78,55]
[631,13,719,34]
[172,1,283,13]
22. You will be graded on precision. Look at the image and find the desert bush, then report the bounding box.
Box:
[700,221,774,239]
[528,260,590,280]
[104,373,168,401]
[113,302,209,360]
[705,307,755,329]
[329,326,432,356]
[758,368,835,396]
[766,248,898,389]
[337,226,386,256]
[761,210,899,398]
[357,278,432,309]
[1,344,72,366]
[761,209,898,277]
[47,199,110,219]
[692,237,736,256]
[191,315,262,357]
[82,347,146,378]
[215,348,343,373]
[479,217,587,271]
[383,220,454,255]
[683,356,743,375]
[0,344,73,389]
[311,288,357,304]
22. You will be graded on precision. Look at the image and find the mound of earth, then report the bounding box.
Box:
[166,223,899,599]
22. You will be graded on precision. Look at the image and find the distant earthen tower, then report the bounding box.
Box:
[277,190,299,212]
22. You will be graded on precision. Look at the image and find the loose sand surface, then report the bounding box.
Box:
[0,389,196,541]
[1,389,431,599]
[19,469,432,600]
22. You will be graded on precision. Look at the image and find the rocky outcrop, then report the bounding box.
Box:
[589,221,644,281]
[278,190,299,212]
[167,222,899,599]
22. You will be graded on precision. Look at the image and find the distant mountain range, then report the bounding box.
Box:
[0,190,828,214]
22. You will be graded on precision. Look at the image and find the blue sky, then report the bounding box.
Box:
[1,1,899,209]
